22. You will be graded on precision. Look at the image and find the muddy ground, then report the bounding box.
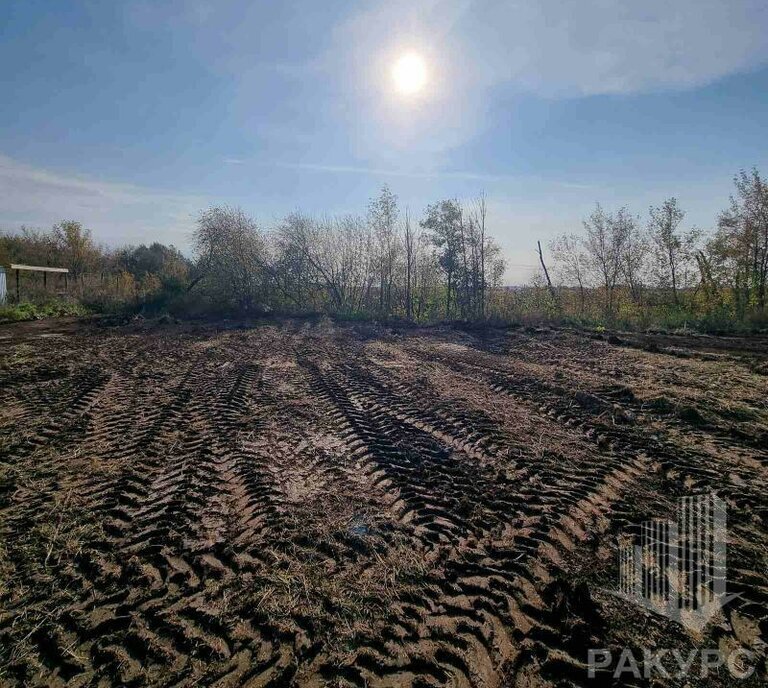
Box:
[0,318,766,687]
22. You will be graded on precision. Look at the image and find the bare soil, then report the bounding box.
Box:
[0,318,766,687]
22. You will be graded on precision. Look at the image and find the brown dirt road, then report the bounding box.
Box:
[0,318,766,687]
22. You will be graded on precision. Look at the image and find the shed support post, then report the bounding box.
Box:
[16,269,20,302]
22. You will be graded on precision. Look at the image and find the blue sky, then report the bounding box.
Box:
[2,0,768,282]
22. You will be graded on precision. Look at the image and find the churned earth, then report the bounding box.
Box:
[0,317,766,687]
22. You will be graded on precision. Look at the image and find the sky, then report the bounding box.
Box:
[1,0,768,283]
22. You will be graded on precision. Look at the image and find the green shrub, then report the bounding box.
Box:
[0,301,89,323]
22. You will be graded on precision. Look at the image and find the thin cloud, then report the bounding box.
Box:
[326,0,768,164]
[338,0,768,98]
[274,161,488,179]
[269,160,594,189]
[0,154,205,247]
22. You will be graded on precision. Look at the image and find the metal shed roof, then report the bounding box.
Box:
[9,264,69,273]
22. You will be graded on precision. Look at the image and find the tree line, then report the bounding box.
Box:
[0,187,506,322]
[2,169,766,331]
[546,168,768,329]
[0,221,190,309]
[191,188,505,321]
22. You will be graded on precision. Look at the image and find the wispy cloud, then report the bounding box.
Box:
[273,161,500,180]
[325,0,768,163]
[0,154,206,248]
[267,161,594,190]
[338,0,768,98]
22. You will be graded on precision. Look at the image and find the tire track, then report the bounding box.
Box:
[2,321,765,687]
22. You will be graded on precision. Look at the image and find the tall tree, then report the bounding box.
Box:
[402,207,418,321]
[193,206,267,311]
[368,186,400,316]
[52,220,100,276]
[550,233,589,316]
[277,212,374,315]
[616,208,646,305]
[474,193,488,318]
[648,198,698,306]
[582,204,625,321]
[421,200,463,319]
[714,169,768,313]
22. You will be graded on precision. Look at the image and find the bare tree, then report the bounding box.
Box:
[550,233,589,316]
[648,198,698,306]
[413,241,442,321]
[368,186,400,316]
[465,193,495,319]
[402,207,418,321]
[537,240,558,310]
[582,204,626,321]
[270,212,321,310]
[475,193,488,317]
[615,208,646,305]
[193,206,267,311]
[278,212,375,316]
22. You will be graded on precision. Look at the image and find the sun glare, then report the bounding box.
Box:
[392,53,427,95]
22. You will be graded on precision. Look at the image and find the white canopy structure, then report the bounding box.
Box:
[5,263,70,302]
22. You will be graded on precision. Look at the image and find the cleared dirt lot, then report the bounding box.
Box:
[0,318,766,687]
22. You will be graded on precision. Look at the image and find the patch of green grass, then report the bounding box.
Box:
[0,301,89,323]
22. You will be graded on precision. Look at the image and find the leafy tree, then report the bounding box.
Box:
[193,206,267,312]
[581,204,626,321]
[713,169,768,314]
[421,200,463,318]
[0,226,58,267]
[550,233,590,316]
[647,198,698,306]
[368,186,400,316]
[116,243,189,283]
[52,220,101,276]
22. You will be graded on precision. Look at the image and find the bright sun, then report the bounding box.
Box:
[392,53,427,95]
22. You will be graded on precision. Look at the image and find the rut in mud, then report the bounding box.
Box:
[0,319,766,687]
